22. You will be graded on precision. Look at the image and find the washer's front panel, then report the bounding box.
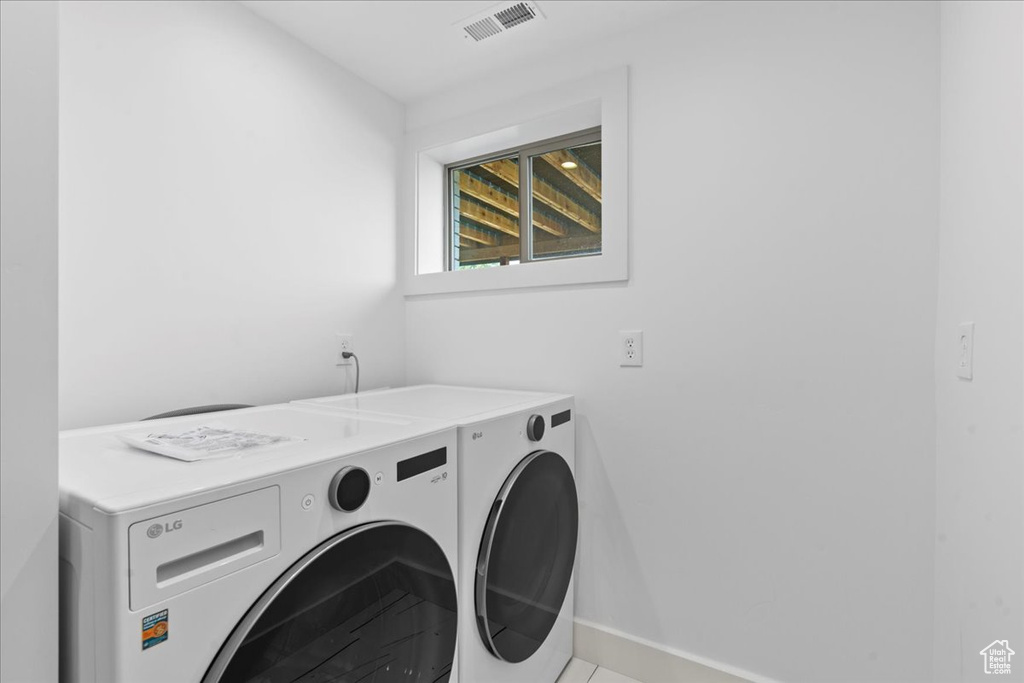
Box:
[85,429,458,683]
[206,522,457,683]
[127,486,281,611]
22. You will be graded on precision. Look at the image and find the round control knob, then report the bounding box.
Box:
[329,467,370,512]
[526,414,545,442]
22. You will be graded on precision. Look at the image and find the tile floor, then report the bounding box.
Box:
[557,657,644,683]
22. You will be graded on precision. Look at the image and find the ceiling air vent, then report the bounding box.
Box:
[494,3,537,30]
[464,16,502,42]
[456,1,544,43]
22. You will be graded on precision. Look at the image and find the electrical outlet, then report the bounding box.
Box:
[619,330,643,367]
[336,333,354,365]
[957,322,974,379]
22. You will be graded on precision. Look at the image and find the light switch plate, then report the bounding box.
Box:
[956,322,974,380]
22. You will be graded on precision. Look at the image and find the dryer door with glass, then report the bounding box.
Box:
[204,521,457,683]
[475,450,579,663]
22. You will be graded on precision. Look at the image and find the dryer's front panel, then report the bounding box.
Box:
[458,399,577,683]
[475,450,578,663]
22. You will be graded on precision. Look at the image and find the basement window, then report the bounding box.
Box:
[405,67,627,296]
[447,129,602,270]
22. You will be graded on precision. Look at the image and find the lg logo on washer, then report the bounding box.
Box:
[147,520,183,539]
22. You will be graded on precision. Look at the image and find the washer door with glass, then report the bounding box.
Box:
[204,521,457,683]
[475,450,579,663]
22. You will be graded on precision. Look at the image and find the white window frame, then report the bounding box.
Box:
[404,67,628,296]
[446,126,602,269]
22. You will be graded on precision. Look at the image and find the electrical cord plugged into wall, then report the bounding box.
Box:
[336,352,359,394]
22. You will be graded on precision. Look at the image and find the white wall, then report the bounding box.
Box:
[59,0,406,429]
[933,2,1024,681]
[404,2,940,681]
[0,2,60,682]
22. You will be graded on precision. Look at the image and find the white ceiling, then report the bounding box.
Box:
[239,1,700,103]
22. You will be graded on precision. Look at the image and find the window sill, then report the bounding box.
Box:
[404,252,627,297]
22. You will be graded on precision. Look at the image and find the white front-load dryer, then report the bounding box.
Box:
[59,403,460,683]
[295,386,578,683]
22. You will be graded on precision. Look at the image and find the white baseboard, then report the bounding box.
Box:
[573,618,778,683]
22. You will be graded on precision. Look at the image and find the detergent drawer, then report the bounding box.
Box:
[128,486,280,610]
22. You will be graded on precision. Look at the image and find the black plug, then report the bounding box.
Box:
[339,352,359,394]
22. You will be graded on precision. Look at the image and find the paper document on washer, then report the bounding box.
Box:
[120,425,305,462]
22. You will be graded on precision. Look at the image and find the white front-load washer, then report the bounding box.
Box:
[59,403,460,683]
[295,386,578,683]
